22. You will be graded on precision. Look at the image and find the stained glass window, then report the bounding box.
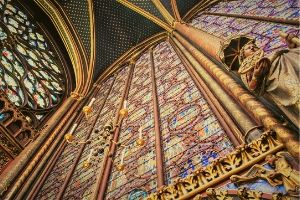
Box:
[190,0,300,55]
[207,0,300,19]
[37,76,115,200]
[63,66,130,199]
[32,0,300,198]
[0,0,67,126]
[106,52,157,199]
[153,41,234,184]
[35,40,237,199]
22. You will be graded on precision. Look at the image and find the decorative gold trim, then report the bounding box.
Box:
[146,131,283,199]
[70,91,84,100]
[94,32,167,85]
[117,0,172,32]
[207,187,293,200]
[87,0,96,89]
[171,0,181,21]
[33,0,91,95]
[151,0,175,25]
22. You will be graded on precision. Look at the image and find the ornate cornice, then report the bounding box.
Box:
[33,0,92,95]
[146,131,283,199]
[117,0,172,32]
[87,0,96,90]
[206,187,294,200]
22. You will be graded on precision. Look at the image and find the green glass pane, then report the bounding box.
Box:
[27,49,38,61]
[50,63,60,73]
[36,114,43,120]
[39,70,50,79]
[16,44,27,55]
[29,40,37,47]
[42,52,50,60]
[29,32,36,40]
[1,57,13,73]
[6,4,17,13]
[22,34,28,40]
[4,9,13,16]
[18,10,27,20]
[8,17,19,28]
[15,15,25,23]
[41,80,54,91]
[5,87,21,106]
[37,41,46,50]
[26,57,37,68]
[51,81,63,92]
[36,32,45,41]
[7,24,17,33]
[51,94,58,103]
[0,27,7,40]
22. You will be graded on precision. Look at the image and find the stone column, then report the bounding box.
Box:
[173,21,223,61]
[171,25,300,158]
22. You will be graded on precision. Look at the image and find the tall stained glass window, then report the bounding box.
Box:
[0,0,67,126]
[35,40,237,199]
[190,0,300,55]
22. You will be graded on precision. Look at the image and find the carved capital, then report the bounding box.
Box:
[70,92,84,100]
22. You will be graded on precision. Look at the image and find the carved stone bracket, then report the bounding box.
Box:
[146,131,283,199]
[206,187,295,200]
[0,90,37,173]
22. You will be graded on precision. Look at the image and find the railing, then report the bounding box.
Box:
[146,131,283,200]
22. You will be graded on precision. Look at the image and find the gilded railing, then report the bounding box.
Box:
[205,187,293,200]
[146,131,284,200]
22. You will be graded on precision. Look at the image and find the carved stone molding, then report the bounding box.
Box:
[206,187,296,200]
[0,90,37,172]
[146,131,283,199]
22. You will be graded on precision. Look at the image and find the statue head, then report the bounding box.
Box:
[239,40,259,64]
[265,154,277,166]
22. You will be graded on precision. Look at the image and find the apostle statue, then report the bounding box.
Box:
[221,32,300,126]
[230,151,300,196]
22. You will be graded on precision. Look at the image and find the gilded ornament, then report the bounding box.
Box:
[64,133,74,142]
[83,160,91,169]
[136,138,145,146]
[119,108,128,117]
[206,187,294,200]
[116,163,125,171]
[146,131,283,199]
[82,106,93,119]
[230,151,300,196]
[70,92,84,100]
